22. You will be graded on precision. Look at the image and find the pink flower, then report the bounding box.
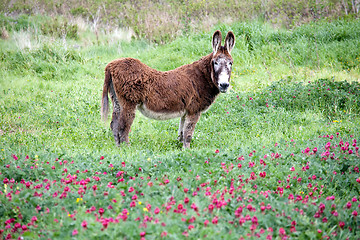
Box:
[161,231,168,237]
[100,156,104,160]
[352,210,358,217]
[339,221,345,228]
[140,232,146,237]
[72,229,78,236]
[215,149,219,153]
[81,220,88,228]
[188,225,194,230]
[212,216,218,224]
[184,188,189,193]
[204,219,209,226]
[259,172,266,178]
[279,228,285,235]
[154,207,160,214]
[98,208,104,216]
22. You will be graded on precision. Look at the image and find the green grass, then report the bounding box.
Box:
[0,18,360,239]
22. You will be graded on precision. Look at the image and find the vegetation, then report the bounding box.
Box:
[1,0,360,42]
[0,6,360,240]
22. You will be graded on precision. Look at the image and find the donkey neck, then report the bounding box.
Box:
[193,53,219,94]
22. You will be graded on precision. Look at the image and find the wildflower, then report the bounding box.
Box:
[98,208,104,216]
[154,207,160,214]
[279,228,286,235]
[212,216,218,224]
[81,220,88,229]
[72,229,78,236]
[352,210,358,217]
[339,221,345,228]
[140,232,146,237]
[204,219,209,226]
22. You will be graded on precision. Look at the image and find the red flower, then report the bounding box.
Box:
[279,228,285,235]
[339,221,345,228]
[81,220,88,228]
[140,232,146,237]
[204,219,209,226]
[212,216,218,225]
[98,208,104,216]
[100,156,104,160]
[154,207,160,214]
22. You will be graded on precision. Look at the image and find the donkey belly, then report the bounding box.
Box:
[137,104,185,120]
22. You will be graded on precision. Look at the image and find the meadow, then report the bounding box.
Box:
[1,14,360,239]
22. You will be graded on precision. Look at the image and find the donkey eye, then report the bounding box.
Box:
[214,61,219,65]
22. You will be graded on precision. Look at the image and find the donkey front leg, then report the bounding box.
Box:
[182,113,201,149]
[178,115,186,142]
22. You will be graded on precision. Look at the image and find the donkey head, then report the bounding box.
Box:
[211,30,235,93]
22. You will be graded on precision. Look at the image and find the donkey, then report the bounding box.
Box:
[101,30,235,148]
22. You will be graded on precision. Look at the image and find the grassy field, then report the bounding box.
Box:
[1,16,360,239]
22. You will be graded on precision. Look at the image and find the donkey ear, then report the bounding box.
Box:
[225,31,235,54]
[212,30,222,54]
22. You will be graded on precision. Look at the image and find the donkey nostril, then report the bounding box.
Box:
[220,83,229,89]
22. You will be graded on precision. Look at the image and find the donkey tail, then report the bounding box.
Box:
[101,68,111,122]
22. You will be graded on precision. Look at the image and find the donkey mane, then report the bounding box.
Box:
[101,30,235,148]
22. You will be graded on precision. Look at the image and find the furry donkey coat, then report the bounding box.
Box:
[101,30,235,148]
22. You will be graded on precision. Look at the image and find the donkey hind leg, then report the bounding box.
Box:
[178,115,186,142]
[182,113,201,149]
[109,83,122,146]
[117,102,136,145]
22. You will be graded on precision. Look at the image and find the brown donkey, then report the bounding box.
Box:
[101,30,235,148]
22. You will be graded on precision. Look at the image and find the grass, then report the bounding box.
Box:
[0,17,360,239]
